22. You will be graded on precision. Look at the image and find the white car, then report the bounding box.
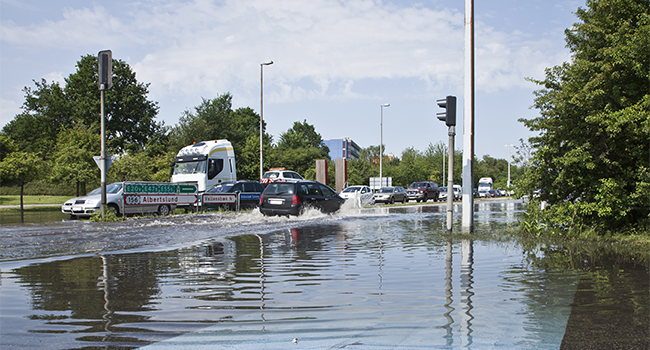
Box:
[452,185,462,200]
[61,182,174,218]
[260,168,304,186]
[340,186,374,205]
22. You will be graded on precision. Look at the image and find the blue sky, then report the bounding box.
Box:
[0,0,583,159]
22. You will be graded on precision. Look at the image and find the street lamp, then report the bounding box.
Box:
[260,60,273,180]
[505,144,513,188]
[380,103,390,188]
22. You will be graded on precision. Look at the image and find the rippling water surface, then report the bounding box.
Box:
[0,200,647,349]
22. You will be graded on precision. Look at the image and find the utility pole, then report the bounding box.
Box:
[462,0,475,233]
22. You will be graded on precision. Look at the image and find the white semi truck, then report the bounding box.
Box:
[170,140,237,193]
[477,177,494,197]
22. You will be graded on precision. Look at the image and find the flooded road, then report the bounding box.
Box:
[0,200,647,349]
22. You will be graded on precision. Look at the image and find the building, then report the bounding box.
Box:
[322,138,361,160]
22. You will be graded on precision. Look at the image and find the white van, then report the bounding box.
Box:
[170,140,237,193]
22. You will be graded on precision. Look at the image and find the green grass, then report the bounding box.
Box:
[0,195,70,206]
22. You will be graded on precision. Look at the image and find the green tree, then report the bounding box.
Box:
[0,135,17,162]
[50,125,100,196]
[64,55,162,153]
[519,0,650,231]
[0,151,44,210]
[1,80,68,157]
[2,54,162,157]
[271,120,330,176]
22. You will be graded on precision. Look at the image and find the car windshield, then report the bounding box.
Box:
[262,172,280,179]
[342,187,361,193]
[410,183,426,188]
[265,183,295,195]
[87,183,122,195]
[378,188,393,193]
[173,160,206,175]
[440,187,448,192]
[208,184,234,193]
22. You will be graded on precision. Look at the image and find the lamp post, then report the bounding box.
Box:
[260,60,273,180]
[505,144,513,188]
[380,103,389,188]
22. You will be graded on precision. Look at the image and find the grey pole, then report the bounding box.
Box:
[260,60,273,181]
[380,103,389,188]
[100,88,106,219]
[462,0,475,233]
[447,126,455,233]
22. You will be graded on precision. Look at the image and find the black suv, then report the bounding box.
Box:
[259,180,344,216]
[406,181,440,202]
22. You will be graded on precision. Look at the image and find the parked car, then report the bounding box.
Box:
[488,189,499,198]
[478,190,489,198]
[201,180,265,211]
[61,182,175,218]
[340,185,375,205]
[259,180,344,216]
[260,168,303,186]
[373,186,408,204]
[452,185,462,200]
[439,186,449,200]
[406,181,440,202]
[473,188,479,198]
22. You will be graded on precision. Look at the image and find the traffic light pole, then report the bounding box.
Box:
[436,95,457,233]
[100,88,106,219]
[446,125,455,233]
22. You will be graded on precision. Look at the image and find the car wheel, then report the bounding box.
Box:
[107,204,120,216]
[390,197,395,204]
[423,194,428,202]
[222,204,232,211]
[157,205,170,216]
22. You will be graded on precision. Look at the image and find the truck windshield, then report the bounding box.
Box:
[174,160,206,175]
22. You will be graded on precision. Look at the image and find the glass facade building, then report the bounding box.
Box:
[322,138,361,160]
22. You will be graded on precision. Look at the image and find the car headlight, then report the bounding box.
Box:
[85,199,100,207]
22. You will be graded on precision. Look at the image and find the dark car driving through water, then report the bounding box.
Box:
[201,180,265,211]
[259,180,344,216]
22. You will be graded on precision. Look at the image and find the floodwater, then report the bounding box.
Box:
[0,200,647,349]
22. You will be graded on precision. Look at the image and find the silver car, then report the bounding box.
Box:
[340,185,375,206]
[373,186,408,204]
[61,182,174,218]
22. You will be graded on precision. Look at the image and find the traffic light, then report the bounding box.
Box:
[436,95,456,127]
[98,50,112,90]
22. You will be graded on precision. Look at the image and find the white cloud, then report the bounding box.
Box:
[1,0,574,157]
[0,97,21,128]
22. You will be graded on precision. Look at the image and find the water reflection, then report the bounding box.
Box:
[460,239,474,346]
[1,204,647,349]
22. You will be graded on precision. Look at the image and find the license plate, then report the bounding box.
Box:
[269,199,284,205]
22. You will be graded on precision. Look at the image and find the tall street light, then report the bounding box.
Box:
[260,60,273,180]
[380,103,390,188]
[505,144,513,187]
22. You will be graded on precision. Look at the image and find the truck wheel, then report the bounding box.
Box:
[157,205,170,216]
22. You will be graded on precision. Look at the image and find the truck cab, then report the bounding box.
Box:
[170,140,237,193]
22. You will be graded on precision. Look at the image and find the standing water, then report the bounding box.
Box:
[0,200,647,349]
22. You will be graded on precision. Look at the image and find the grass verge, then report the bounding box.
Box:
[0,195,69,206]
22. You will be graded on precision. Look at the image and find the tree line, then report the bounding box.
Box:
[0,54,519,200]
